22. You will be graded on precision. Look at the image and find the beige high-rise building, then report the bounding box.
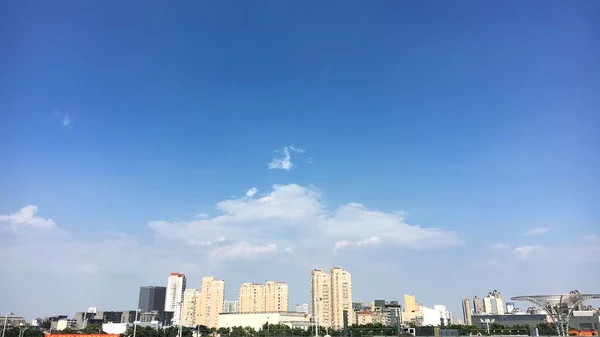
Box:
[239,281,288,313]
[197,277,225,328]
[265,281,289,312]
[182,288,201,327]
[473,296,484,314]
[180,277,225,328]
[311,269,332,328]
[462,298,472,326]
[330,267,352,330]
[311,267,353,330]
[402,294,421,325]
[403,294,419,313]
[239,283,266,313]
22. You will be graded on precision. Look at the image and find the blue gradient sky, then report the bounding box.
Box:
[1,0,599,319]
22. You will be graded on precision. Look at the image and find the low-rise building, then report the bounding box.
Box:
[218,312,310,331]
[569,311,600,330]
[472,313,548,328]
[355,311,373,325]
[139,311,173,326]
[0,316,27,328]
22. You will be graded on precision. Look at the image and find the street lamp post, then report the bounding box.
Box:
[480,319,495,335]
[2,313,14,337]
[133,310,140,337]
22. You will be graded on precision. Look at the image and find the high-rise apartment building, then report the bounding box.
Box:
[223,301,239,313]
[473,296,484,314]
[462,298,472,325]
[165,272,187,326]
[403,295,419,313]
[179,277,225,328]
[330,267,352,330]
[181,288,201,327]
[239,283,266,313]
[484,293,504,315]
[138,286,166,312]
[311,269,332,328]
[197,276,225,328]
[311,267,353,330]
[239,281,288,313]
[265,281,289,312]
[506,302,515,313]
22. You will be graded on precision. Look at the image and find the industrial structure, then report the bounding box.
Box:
[511,291,600,336]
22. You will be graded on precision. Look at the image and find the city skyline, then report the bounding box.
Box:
[1,0,599,322]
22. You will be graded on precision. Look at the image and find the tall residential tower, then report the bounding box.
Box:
[165,272,187,326]
[462,298,472,325]
[239,281,288,313]
[198,276,225,328]
[311,267,353,330]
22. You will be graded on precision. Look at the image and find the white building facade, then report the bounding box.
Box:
[484,295,505,315]
[420,305,451,326]
[218,312,310,331]
[165,272,187,326]
[223,301,240,313]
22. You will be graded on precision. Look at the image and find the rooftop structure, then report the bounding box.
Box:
[511,291,600,336]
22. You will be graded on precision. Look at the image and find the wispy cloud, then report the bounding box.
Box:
[512,245,542,259]
[356,236,382,246]
[490,243,510,250]
[61,115,72,127]
[523,227,549,236]
[246,187,258,197]
[54,110,72,127]
[268,146,305,171]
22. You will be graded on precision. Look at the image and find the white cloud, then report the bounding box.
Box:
[512,245,542,259]
[0,205,64,236]
[356,236,382,246]
[268,146,305,171]
[583,234,598,240]
[149,184,461,257]
[62,115,72,127]
[333,240,352,252]
[195,213,209,218]
[209,241,277,260]
[523,227,549,236]
[321,203,461,249]
[54,110,72,127]
[490,243,510,250]
[246,187,258,197]
[333,237,382,252]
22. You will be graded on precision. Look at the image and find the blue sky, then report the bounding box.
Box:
[0,0,599,320]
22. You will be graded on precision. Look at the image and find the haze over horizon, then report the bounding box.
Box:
[0,0,599,319]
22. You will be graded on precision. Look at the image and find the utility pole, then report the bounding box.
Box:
[178,302,183,337]
[314,297,319,337]
[2,313,14,337]
[133,310,140,337]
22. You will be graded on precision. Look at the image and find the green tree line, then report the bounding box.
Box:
[2,321,561,337]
